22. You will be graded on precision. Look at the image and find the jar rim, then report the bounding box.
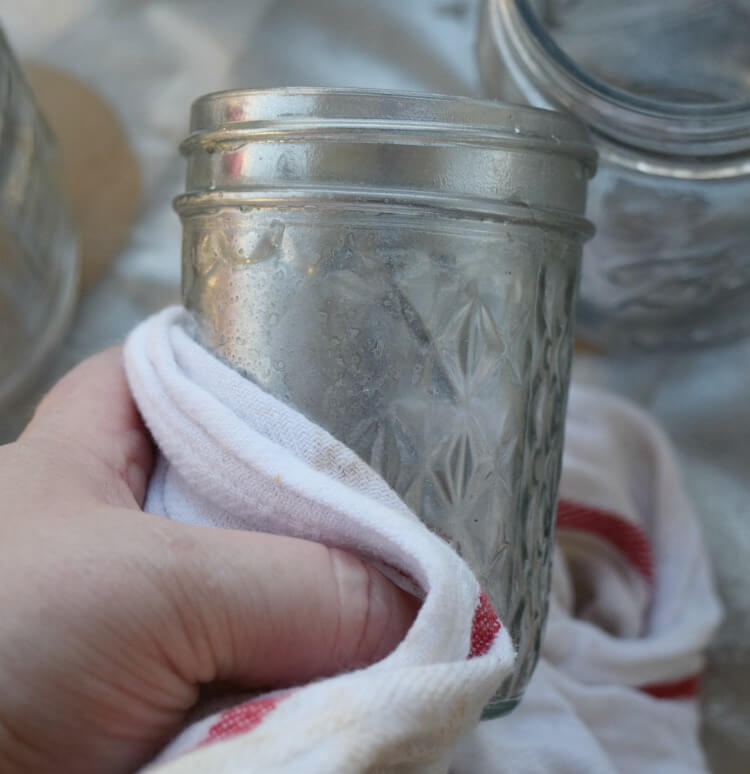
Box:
[179,86,596,237]
[190,85,583,128]
[494,0,750,158]
[186,86,595,168]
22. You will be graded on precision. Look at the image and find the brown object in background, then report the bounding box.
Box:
[24,63,141,291]
[574,336,605,355]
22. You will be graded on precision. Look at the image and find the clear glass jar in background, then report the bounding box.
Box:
[0,28,78,410]
[479,0,750,350]
[177,88,596,715]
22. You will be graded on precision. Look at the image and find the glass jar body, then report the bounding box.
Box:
[183,204,581,715]
[0,29,78,409]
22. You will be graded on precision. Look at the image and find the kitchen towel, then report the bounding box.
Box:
[124,307,721,773]
[452,380,723,773]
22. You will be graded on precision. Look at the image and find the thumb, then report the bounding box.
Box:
[155,520,420,689]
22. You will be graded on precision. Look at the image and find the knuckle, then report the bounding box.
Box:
[327,547,382,668]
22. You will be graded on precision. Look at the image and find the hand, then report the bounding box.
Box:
[0,349,418,773]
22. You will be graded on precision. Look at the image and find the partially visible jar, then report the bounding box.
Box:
[0,29,78,410]
[479,0,750,350]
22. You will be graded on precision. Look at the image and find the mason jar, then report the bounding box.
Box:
[0,28,78,410]
[479,0,750,350]
[176,87,595,715]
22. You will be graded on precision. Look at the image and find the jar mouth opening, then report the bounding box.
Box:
[499,0,750,157]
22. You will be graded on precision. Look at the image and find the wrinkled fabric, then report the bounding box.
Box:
[126,307,514,774]
[453,386,722,773]
[125,308,720,772]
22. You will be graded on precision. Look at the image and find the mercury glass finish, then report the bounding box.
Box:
[0,29,78,410]
[480,0,750,350]
[176,88,595,715]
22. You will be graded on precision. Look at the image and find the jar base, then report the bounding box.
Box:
[576,292,750,351]
[481,695,521,720]
[577,315,750,352]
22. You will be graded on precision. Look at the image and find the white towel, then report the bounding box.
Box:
[125,307,515,774]
[124,307,721,773]
[452,386,722,774]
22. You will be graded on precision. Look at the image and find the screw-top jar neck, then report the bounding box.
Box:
[490,0,750,165]
[175,88,596,236]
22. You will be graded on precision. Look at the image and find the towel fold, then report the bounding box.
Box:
[124,307,720,773]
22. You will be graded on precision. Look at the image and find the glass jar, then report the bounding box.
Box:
[0,28,78,410]
[479,0,750,350]
[176,88,596,715]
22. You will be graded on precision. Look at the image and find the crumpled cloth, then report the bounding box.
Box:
[125,307,514,773]
[124,307,721,773]
[453,382,723,773]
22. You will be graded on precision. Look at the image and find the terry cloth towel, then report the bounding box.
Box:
[124,307,721,773]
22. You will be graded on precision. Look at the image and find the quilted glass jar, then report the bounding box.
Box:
[480,0,750,349]
[176,88,595,715]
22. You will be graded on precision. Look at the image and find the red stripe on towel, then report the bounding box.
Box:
[641,674,701,700]
[202,692,290,745]
[557,500,654,583]
[469,592,502,658]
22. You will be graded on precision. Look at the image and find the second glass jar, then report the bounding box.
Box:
[480,0,750,350]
